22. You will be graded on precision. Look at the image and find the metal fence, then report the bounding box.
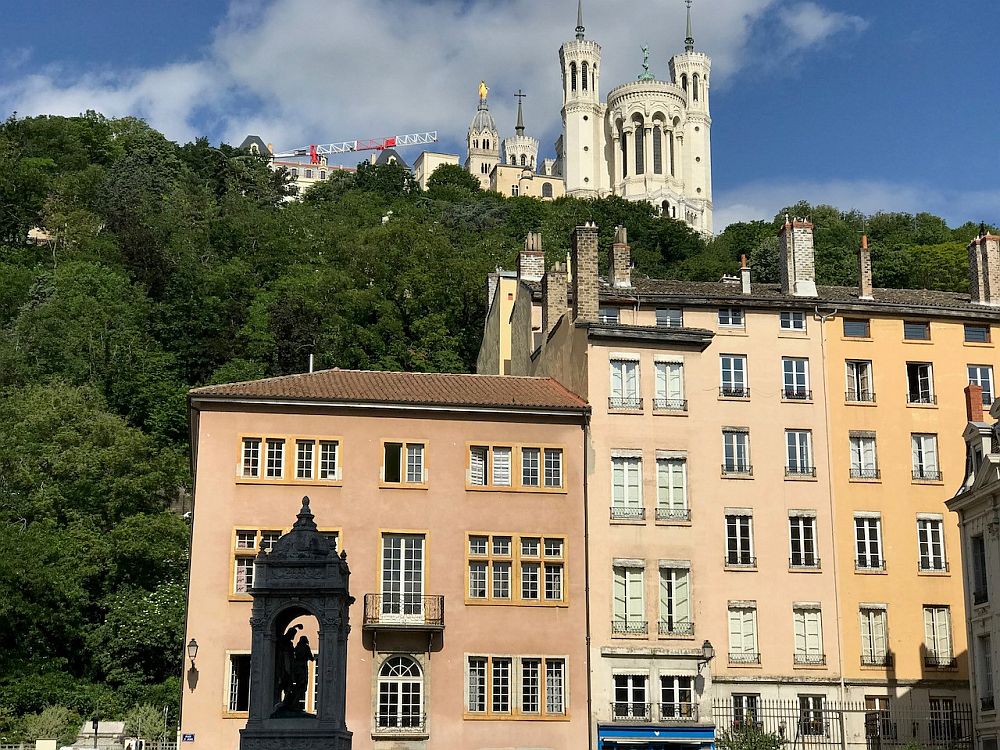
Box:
[712,699,974,750]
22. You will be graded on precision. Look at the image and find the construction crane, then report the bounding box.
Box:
[271,131,439,164]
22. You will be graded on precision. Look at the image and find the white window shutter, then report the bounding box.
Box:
[613,570,626,620]
[674,570,690,623]
[744,609,757,652]
[860,612,873,660]
[936,609,951,657]
[656,363,667,399]
[627,569,644,622]
[926,437,938,471]
[728,610,742,652]
[794,610,806,654]
[628,460,642,506]
[807,611,823,655]
[874,611,887,657]
[493,448,511,486]
[469,448,485,485]
[670,363,684,399]
[612,460,625,507]
[924,608,936,651]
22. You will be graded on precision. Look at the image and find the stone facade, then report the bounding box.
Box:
[608,225,631,288]
[542,262,569,335]
[517,232,545,282]
[571,223,599,321]
[969,233,1000,306]
[778,217,818,297]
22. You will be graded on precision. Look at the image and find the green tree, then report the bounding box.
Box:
[716,721,786,750]
[426,163,482,199]
[22,705,81,745]
[124,703,166,741]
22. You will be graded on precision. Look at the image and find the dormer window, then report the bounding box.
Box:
[599,307,620,324]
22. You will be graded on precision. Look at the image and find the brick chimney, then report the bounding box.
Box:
[572,222,599,322]
[858,234,873,300]
[609,225,631,288]
[542,262,569,335]
[966,383,985,423]
[968,230,1000,306]
[778,215,818,297]
[518,232,545,282]
[740,254,751,295]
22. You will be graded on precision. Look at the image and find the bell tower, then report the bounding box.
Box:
[465,81,500,190]
[557,0,609,197]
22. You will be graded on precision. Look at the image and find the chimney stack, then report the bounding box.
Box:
[966,383,985,423]
[778,215,818,297]
[609,225,632,288]
[518,232,545,283]
[858,234,873,300]
[486,271,500,311]
[740,254,751,295]
[968,229,1000,306]
[542,262,569,335]
[572,222,600,322]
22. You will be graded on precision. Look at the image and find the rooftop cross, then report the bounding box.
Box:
[514,89,527,135]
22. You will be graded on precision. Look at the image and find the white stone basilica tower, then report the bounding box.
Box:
[465,81,500,190]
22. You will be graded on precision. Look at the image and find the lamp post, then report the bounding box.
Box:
[696,639,715,676]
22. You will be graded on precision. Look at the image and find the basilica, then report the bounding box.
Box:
[416,1,714,234]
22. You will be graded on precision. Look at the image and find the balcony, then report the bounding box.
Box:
[846,390,876,403]
[794,653,827,666]
[850,467,880,480]
[725,554,757,569]
[907,392,937,405]
[656,507,691,522]
[729,652,761,665]
[719,386,750,399]
[912,468,943,481]
[363,594,445,631]
[785,466,817,478]
[659,620,695,637]
[722,463,753,477]
[658,703,699,722]
[924,653,957,669]
[861,653,894,668]
[612,619,648,636]
[789,556,821,570]
[373,713,427,739]
[855,559,886,572]
[610,701,700,723]
[611,506,646,521]
[609,396,643,410]
[918,560,949,573]
[653,397,688,412]
[782,388,812,401]
[611,702,652,722]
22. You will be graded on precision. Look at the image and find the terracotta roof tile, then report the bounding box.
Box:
[191,369,588,412]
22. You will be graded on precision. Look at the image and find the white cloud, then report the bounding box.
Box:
[0,0,862,159]
[778,2,868,53]
[714,178,1000,231]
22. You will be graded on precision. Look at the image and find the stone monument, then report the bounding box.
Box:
[239,497,353,750]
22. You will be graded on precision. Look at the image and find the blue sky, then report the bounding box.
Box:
[2,0,998,229]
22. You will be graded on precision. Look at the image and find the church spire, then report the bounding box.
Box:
[684,0,695,52]
[575,0,585,40]
[514,90,526,135]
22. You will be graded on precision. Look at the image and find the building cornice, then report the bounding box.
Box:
[580,322,714,349]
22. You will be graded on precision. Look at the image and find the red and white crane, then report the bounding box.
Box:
[271,131,439,164]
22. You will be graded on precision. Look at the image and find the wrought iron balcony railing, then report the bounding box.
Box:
[363,594,444,630]
[612,619,648,636]
[373,712,427,735]
[785,466,817,477]
[846,390,876,403]
[611,702,651,722]
[658,703,699,721]
[861,652,894,667]
[725,554,757,568]
[719,386,750,398]
[653,397,688,412]
[789,556,821,570]
[912,468,943,481]
[850,467,880,479]
[907,392,937,405]
[722,463,753,476]
[659,620,695,637]
[794,653,827,666]
[729,652,761,665]
[656,507,691,522]
[611,506,646,521]
[918,560,949,573]
[924,653,957,669]
[855,559,886,572]
[609,396,643,410]
[782,388,812,400]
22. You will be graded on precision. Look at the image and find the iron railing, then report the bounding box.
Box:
[611,702,652,722]
[790,556,821,569]
[855,559,886,572]
[611,506,645,521]
[918,560,949,573]
[609,396,643,410]
[654,397,688,412]
[794,653,827,666]
[907,392,938,405]
[850,467,880,479]
[913,468,943,481]
[659,620,695,637]
[783,388,813,400]
[720,386,750,398]
[373,712,427,735]
[861,652,894,667]
[728,652,761,665]
[786,465,817,477]
[722,463,753,476]
[612,619,648,636]
[656,507,691,522]
[363,594,444,629]
[609,701,700,722]
[725,554,757,568]
[846,390,876,403]
[924,653,957,669]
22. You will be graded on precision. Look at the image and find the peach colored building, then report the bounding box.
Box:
[181,370,590,749]
[479,221,998,748]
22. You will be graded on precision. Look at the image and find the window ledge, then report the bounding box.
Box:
[785,474,818,482]
[378,483,429,490]
[656,519,693,527]
[905,403,939,410]
[917,569,951,577]
[788,566,823,574]
[724,565,758,573]
[845,400,878,407]
[912,478,945,486]
[964,342,994,348]
[464,599,568,608]
[610,518,647,526]
[793,662,829,670]
[718,396,751,403]
[721,473,754,480]
[854,568,889,576]
[841,337,874,343]
[228,595,253,602]
[608,408,645,415]
[653,410,689,417]
[902,339,934,345]
[236,479,343,487]
[717,329,748,336]
[465,485,566,494]
[778,331,809,338]
[849,477,882,484]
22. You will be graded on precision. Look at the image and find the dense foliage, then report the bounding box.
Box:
[0,112,988,738]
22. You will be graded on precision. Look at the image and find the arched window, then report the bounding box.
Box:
[669,132,676,177]
[652,125,663,174]
[570,62,578,92]
[511,184,519,196]
[481,163,489,174]
[634,118,645,175]
[542,182,553,198]
[520,154,527,166]
[377,657,422,729]
[581,61,589,90]
[510,156,516,165]
[662,200,670,215]
[681,73,688,92]
[692,73,700,102]
[620,131,628,178]
[473,139,479,149]
[291,168,298,177]
[484,139,490,150]
[320,171,326,180]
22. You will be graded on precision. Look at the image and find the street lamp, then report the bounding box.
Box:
[696,640,715,675]
[187,638,199,668]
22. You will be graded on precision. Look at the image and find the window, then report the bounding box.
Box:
[660,676,695,719]
[599,307,621,324]
[511,184,518,197]
[654,361,686,411]
[793,608,825,665]
[908,433,940,482]
[728,605,759,663]
[843,318,870,337]
[849,434,879,479]
[377,657,423,730]
[781,311,806,331]
[726,514,754,566]
[242,438,261,477]
[467,534,564,604]
[917,517,947,571]
[656,307,684,327]
[613,566,646,635]
[720,355,748,397]
[383,442,425,484]
[381,534,425,621]
[320,170,326,179]
[972,535,989,604]
[789,516,819,568]
[265,438,285,478]
[855,516,884,570]
[469,445,512,487]
[923,606,954,667]
[719,307,744,327]
[611,456,643,520]
[798,695,827,736]
[965,324,991,343]
[733,694,759,726]
[904,321,930,340]
[846,360,875,402]
[659,566,692,636]
[656,458,688,521]
[319,441,339,480]
[786,430,814,476]
[290,168,298,177]
[613,674,649,720]
[467,656,565,716]
[723,430,752,475]
[542,182,553,198]
[610,358,641,409]
[929,697,957,742]
[970,365,995,405]
[782,357,810,399]
[978,635,994,710]
[227,653,251,712]
[544,449,562,488]
[860,608,889,666]
[906,362,935,404]
[232,528,283,594]
[521,447,540,486]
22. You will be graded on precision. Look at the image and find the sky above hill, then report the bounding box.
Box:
[2,0,998,230]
